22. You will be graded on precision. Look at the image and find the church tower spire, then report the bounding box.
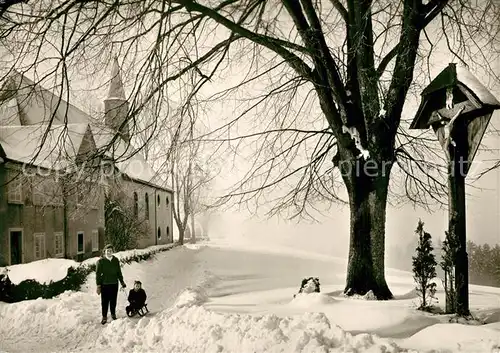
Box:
[104,56,130,142]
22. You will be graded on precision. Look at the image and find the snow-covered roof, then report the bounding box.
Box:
[0,71,91,126]
[411,63,500,129]
[0,123,88,169]
[455,65,500,107]
[421,63,500,107]
[0,70,172,191]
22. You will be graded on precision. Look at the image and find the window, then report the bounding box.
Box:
[77,232,84,254]
[92,230,99,252]
[7,171,23,204]
[54,232,64,257]
[145,193,149,220]
[166,196,169,207]
[34,233,46,260]
[33,178,45,205]
[157,227,161,240]
[133,192,138,218]
[167,226,170,238]
[157,194,160,206]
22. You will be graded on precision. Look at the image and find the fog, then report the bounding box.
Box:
[205,163,500,272]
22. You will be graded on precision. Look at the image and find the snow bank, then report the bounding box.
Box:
[96,305,403,353]
[0,290,99,338]
[1,259,79,285]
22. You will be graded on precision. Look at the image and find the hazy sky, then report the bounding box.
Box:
[204,55,500,255]
[210,150,500,259]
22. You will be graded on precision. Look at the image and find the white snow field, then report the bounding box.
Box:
[1,241,500,353]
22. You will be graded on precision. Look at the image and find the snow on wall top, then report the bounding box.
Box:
[0,123,88,169]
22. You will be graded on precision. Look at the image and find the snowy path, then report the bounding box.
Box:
[0,246,211,353]
[1,243,500,353]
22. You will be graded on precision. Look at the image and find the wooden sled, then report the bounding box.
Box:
[127,304,149,317]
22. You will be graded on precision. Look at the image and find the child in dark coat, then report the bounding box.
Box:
[126,280,147,316]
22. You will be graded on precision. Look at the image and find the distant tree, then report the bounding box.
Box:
[169,138,214,246]
[467,240,500,288]
[412,220,438,310]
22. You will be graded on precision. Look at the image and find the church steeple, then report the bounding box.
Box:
[107,56,126,100]
[104,56,130,142]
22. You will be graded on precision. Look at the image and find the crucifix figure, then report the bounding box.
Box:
[435,105,466,161]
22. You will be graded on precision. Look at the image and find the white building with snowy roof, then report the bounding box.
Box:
[0,59,174,266]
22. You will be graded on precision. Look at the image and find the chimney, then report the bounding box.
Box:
[104,56,130,142]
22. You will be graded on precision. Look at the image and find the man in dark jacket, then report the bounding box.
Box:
[96,244,126,324]
[126,280,147,316]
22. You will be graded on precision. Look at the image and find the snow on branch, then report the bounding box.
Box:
[342,125,370,160]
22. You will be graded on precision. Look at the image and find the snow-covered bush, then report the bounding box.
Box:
[0,245,177,303]
[105,193,150,252]
[0,269,14,302]
[294,277,320,298]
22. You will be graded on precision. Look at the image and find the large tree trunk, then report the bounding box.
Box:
[342,159,393,300]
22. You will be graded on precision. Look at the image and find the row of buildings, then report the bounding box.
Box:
[0,58,174,265]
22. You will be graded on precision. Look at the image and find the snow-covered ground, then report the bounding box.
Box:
[1,240,499,353]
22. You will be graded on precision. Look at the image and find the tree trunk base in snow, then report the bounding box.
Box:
[343,282,393,300]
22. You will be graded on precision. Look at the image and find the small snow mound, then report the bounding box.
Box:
[185,243,206,250]
[344,290,377,300]
[363,290,377,300]
[290,293,336,307]
[448,315,484,325]
[395,288,419,300]
[174,288,208,308]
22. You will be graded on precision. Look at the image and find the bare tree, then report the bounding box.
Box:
[187,156,214,243]
[167,115,216,245]
[0,0,499,299]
